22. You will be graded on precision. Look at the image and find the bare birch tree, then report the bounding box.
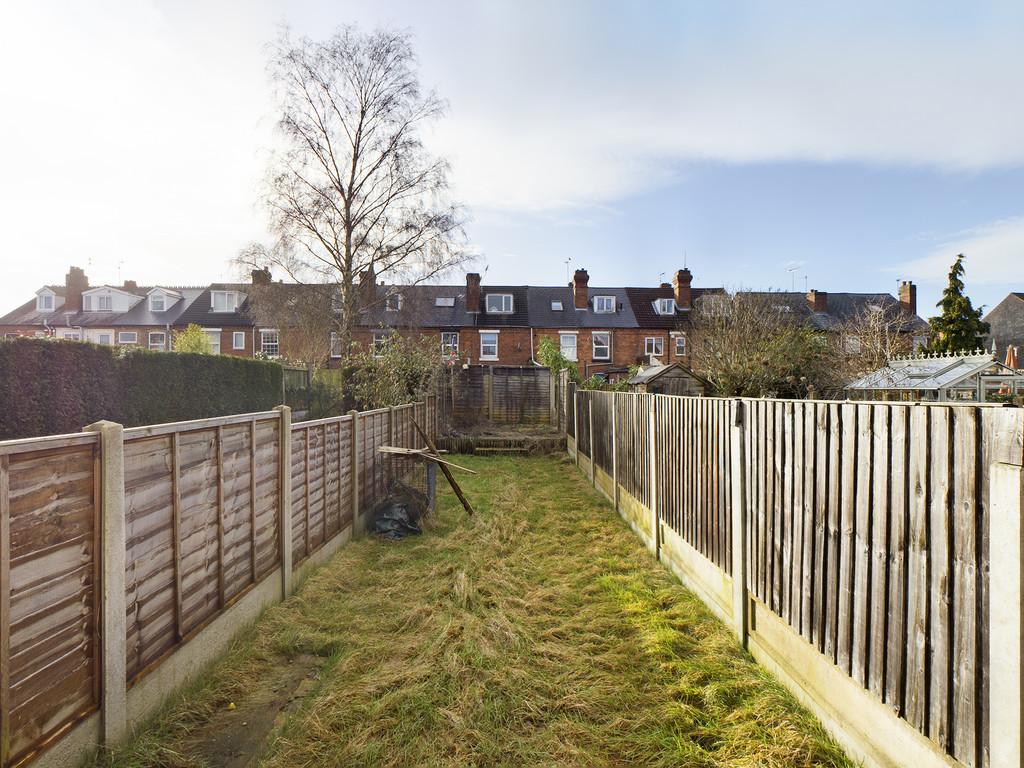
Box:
[833,303,914,382]
[241,26,468,354]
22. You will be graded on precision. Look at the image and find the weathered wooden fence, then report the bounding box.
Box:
[0,399,437,768]
[439,366,556,428]
[569,390,1024,768]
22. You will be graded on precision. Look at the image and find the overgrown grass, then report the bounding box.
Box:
[93,454,854,767]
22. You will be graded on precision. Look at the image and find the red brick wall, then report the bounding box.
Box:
[532,328,693,372]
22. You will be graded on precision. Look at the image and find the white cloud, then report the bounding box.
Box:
[896,216,1024,285]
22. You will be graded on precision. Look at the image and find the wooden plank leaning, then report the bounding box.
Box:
[413,419,475,516]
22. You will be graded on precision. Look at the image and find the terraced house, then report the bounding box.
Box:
[1,265,928,370]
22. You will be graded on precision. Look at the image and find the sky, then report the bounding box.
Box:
[1,0,1022,318]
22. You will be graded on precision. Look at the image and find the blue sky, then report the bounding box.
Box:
[1,0,1021,318]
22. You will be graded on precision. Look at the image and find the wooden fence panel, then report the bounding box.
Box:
[2,438,100,765]
[176,429,222,637]
[290,427,308,564]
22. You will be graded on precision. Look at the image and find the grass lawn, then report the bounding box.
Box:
[95,454,854,768]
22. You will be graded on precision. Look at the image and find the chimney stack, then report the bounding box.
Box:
[358,266,377,305]
[673,268,693,310]
[572,269,590,309]
[466,272,481,313]
[806,289,828,313]
[251,267,272,286]
[123,279,137,290]
[899,281,917,316]
[64,266,88,313]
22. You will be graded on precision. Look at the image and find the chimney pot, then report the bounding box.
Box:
[572,268,589,309]
[673,268,693,310]
[466,272,481,313]
[899,280,917,316]
[806,289,828,313]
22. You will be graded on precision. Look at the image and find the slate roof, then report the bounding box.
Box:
[624,286,725,329]
[358,284,469,329]
[113,288,205,326]
[472,286,531,328]
[526,287,638,328]
[174,284,253,327]
[983,292,1024,358]
[733,291,930,333]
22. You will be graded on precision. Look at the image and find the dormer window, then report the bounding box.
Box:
[36,291,54,312]
[485,294,513,314]
[150,293,166,312]
[97,295,112,311]
[655,298,675,315]
[211,291,238,312]
[594,295,615,313]
[551,300,563,311]
[385,294,402,312]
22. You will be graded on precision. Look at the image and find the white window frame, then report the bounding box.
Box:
[372,331,388,357]
[385,294,402,312]
[329,331,342,358]
[117,331,138,345]
[205,329,222,354]
[211,290,238,313]
[441,331,459,357]
[36,293,54,312]
[559,332,578,362]
[485,294,513,314]
[551,300,563,311]
[480,331,499,360]
[655,298,675,315]
[594,295,615,313]
[435,297,455,307]
[592,331,610,360]
[97,295,113,312]
[149,293,166,312]
[148,331,166,351]
[645,336,664,357]
[58,330,81,341]
[233,331,246,351]
[97,332,112,346]
[674,334,687,357]
[259,329,279,357]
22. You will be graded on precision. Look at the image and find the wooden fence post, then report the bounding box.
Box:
[649,395,660,559]
[589,396,596,485]
[349,410,363,538]
[611,391,619,512]
[990,458,1023,768]
[729,399,749,648]
[83,419,127,746]
[573,387,580,466]
[274,405,293,598]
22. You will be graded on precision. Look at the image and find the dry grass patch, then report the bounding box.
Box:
[93,454,853,768]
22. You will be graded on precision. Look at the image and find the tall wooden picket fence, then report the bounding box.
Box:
[570,390,1024,768]
[0,398,438,768]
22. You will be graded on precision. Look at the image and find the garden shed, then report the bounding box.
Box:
[626,362,710,396]
[846,350,1024,402]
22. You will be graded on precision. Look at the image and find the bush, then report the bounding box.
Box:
[0,338,284,439]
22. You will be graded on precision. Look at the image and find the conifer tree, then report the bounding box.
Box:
[927,254,989,354]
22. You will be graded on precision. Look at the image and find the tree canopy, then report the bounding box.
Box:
[927,254,989,354]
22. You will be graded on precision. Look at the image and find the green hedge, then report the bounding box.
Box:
[0,338,284,440]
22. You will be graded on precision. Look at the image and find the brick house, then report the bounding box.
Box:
[983,292,1024,360]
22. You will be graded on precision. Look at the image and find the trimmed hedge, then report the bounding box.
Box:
[0,338,284,440]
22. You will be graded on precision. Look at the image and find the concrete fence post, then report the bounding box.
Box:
[274,405,293,598]
[83,420,127,746]
[649,395,660,559]
[729,399,749,648]
[990,459,1023,768]
[349,410,363,538]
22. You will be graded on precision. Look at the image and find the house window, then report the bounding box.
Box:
[655,298,675,315]
[372,331,388,357]
[645,337,664,357]
[592,332,610,360]
[211,291,238,312]
[37,293,54,312]
[117,331,138,345]
[485,294,513,314]
[435,297,455,307]
[594,295,615,313]
[559,332,578,362]
[674,335,687,357]
[97,333,112,346]
[329,332,342,358]
[480,331,499,360]
[233,331,246,351]
[385,294,402,312]
[551,300,563,311]
[441,331,459,357]
[58,330,80,341]
[206,330,222,354]
[260,330,279,357]
[150,294,165,312]
[148,331,166,351]
[98,295,112,311]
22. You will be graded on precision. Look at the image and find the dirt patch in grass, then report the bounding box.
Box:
[93,454,854,768]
